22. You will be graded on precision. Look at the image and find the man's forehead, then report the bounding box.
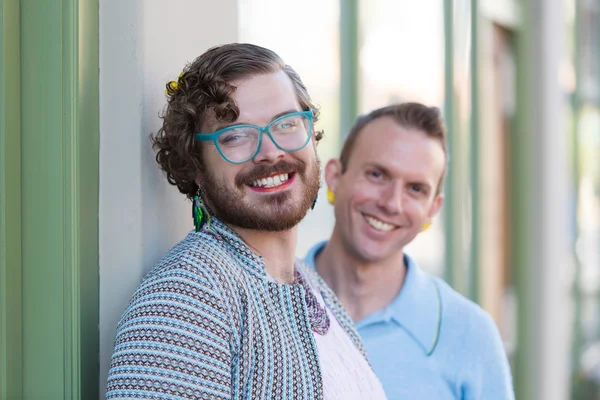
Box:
[357,118,443,155]
[201,106,301,132]
[202,72,301,131]
[232,72,300,117]
[349,119,445,179]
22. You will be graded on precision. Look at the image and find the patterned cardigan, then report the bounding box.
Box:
[106,218,368,399]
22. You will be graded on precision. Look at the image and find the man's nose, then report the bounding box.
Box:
[252,131,285,164]
[377,182,403,214]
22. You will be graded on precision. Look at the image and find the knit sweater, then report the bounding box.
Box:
[106,218,369,400]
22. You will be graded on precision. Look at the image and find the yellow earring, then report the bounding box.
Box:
[327,189,335,205]
[422,222,431,232]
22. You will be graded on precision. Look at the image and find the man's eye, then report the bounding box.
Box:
[219,130,250,145]
[275,121,297,131]
[410,184,427,195]
[222,135,242,143]
[221,133,245,143]
[368,170,382,179]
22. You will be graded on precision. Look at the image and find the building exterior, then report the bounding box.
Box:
[1,1,598,399]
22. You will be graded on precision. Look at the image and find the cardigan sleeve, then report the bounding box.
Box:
[106,264,234,400]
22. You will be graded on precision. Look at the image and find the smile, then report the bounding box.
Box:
[248,173,291,189]
[363,214,398,232]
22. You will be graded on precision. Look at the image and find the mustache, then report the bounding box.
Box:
[235,159,306,186]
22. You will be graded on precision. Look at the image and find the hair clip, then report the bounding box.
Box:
[165,72,184,96]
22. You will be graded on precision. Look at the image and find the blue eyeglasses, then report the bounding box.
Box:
[195,110,313,164]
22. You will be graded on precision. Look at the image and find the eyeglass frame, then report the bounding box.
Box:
[194,110,314,164]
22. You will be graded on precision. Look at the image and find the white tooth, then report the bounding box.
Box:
[366,215,394,231]
[365,216,375,228]
[382,221,393,231]
[251,174,288,188]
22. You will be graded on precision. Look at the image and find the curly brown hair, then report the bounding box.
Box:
[151,43,324,199]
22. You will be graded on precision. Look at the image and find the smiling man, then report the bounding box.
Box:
[304,103,515,399]
[105,44,386,400]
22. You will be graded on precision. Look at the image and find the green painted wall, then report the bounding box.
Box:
[0,0,99,398]
[0,0,23,398]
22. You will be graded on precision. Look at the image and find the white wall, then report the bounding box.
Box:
[99,0,238,396]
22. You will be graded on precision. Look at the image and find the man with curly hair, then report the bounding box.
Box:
[106,43,387,400]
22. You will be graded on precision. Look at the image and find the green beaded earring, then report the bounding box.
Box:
[192,190,219,238]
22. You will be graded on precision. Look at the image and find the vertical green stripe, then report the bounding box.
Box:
[340,0,359,140]
[595,0,600,348]
[62,1,83,396]
[0,0,23,399]
[77,0,100,397]
[468,0,480,303]
[570,0,583,393]
[513,1,535,397]
[443,0,456,287]
[21,0,66,395]
[19,0,99,398]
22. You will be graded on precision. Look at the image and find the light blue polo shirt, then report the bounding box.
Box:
[304,241,515,400]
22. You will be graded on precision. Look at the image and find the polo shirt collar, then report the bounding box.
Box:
[378,254,442,356]
[305,241,441,356]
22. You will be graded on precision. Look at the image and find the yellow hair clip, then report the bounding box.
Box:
[165,81,178,95]
[165,72,185,95]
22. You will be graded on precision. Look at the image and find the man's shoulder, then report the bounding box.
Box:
[142,231,243,292]
[433,277,504,350]
[430,277,514,396]
[118,232,245,330]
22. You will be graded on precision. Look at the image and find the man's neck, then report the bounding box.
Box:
[315,233,407,323]
[231,225,298,284]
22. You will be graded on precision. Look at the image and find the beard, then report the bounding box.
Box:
[201,156,321,232]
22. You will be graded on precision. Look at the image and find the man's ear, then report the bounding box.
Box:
[324,158,343,193]
[427,194,444,220]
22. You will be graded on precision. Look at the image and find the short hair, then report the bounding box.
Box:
[340,102,448,194]
[152,43,323,198]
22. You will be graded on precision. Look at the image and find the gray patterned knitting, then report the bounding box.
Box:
[106,216,369,400]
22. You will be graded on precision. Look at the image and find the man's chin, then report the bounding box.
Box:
[203,167,319,232]
[352,241,397,263]
[227,214,304,232]
[214,202,309,232]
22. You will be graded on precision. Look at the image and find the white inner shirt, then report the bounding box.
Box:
[306,280,388,400]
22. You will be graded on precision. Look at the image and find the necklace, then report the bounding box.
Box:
[294,269,330,335]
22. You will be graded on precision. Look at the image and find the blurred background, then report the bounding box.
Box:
[240,0,599,397]
[0,0,598,399]
[241,0,600,398]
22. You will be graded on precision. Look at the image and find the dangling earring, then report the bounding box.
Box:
[311,194,318,210]
[192,189,219,238]
[422,222,431,232]
[327,189,335,205]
